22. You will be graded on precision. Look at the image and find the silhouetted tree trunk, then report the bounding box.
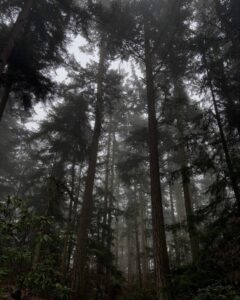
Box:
[202,41,240,211]
[174,180,186,223]
[71,39,106,300]
[114,177,120,266]
[107,128,115,250]
[179,148,199,262]
[143,17,172,300]
[139,189,148,285]
[61,158,76,277]
[0,77,12,121]
[97,116,112,291]
[67,163,83,271]
[172,79,199,261]
[127,220,134,284]
[102,115,112,246]
[169,182,180,265]
[0,0,33,79]
[134,189,142,287]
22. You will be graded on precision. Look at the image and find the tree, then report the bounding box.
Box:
[0,0,83,121]
[0,0,33,78]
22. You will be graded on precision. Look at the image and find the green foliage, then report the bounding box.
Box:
[0,196,68,298]
[0,197,33,276]
[24,257,70,299]
[172,213,240,300]
[193,284,240,300]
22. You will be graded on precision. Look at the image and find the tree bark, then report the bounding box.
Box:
[71,40,106,300]
[127,219,134,284]
[114,176,120,267]
[143,18,172,300]
[61,159,76,277]
[179,150,199,262]
[202,42,240,211]
[139,189,148,285]
[102,115,112,246]
[169,183,181,266]
[107,128,115,250]
[134,189,142,287]
[0,79,12,121]
[0,0,33,79]
[67,163,83,272]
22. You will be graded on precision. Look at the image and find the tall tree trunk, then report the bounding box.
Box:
[134,189,142,287]
[172,78,200,261]
[127,219,134,284]
[179,146,199,262]
[61,159,76,277]
[0,0,33,79]
[139,189,148,285]
[107,128,115,250]
[173,181,188,263]
[67,163,83,272]
[143,19,172,300]
[102,115,112,246]
[0,79,12,121]
[169,183,181,266]
[71,40,106,300]
[174,180,186,223]
[97,116,112,292]
[202,42,240,210]
[114,176,120,266]
[214,58,240,136]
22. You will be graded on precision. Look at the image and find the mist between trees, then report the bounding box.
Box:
[0,1,240,300]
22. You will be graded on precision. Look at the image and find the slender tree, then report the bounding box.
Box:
[71,39,106,300]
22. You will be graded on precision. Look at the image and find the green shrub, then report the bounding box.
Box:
[193,283,240,300]
[24,257,70,300]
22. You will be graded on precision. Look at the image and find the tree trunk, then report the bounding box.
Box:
[173,181,189,263]
[127,220,134,284]
[215,60,240,137]
[97,116,112,292]
[67,163,83,272]
[134,189,142,287]
[71,40,106,300]
[0,79,12,121]
[139,189,148,285]
[143,18,172,300]
[169,183,181,266]
[102,115,112,246]
[61,159,76,277]
[202,42,240,210]
[107,128,115,250]
[180,154,199,262]
[172,78,200,261]
[0,0,33,79]
[114,176,120,266]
